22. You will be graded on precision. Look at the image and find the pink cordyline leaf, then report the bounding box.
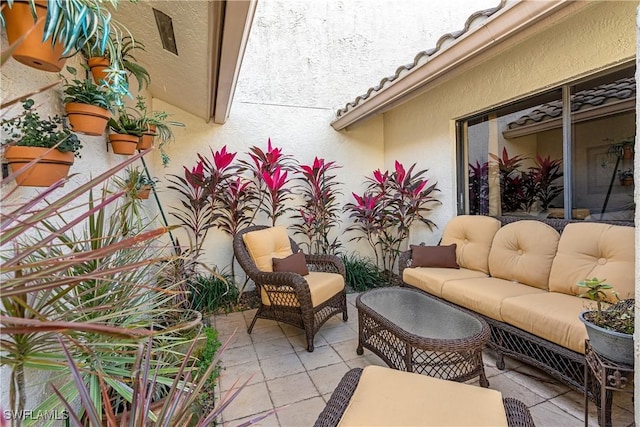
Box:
[413,180,428,195]
[213,145,236,170]
[373,169,388,184]
[395,161,406,183]
[184,161,204,188]
[263,167,287,191]
[265,138,282,164]
[352,192,364,206]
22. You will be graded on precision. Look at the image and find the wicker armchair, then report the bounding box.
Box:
[233,225,348,352]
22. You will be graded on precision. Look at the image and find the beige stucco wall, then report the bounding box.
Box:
[154,0,499,269]
[382,0,637,245]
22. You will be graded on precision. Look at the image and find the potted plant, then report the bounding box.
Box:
[1,0,127,78]
[62,66,115,135]
[107,108,145,155]
[618,168,633,186]
[1,98,82,186]
[135,96,185,164]
[577,277,634,365]
[117,166,158,199]
[83,36,151,91]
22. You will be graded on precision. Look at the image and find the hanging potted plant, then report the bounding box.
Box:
[83,36,151,92]
[2,0,66,72]
[62,66,115,136]
[577,278,634,365]
[1,98,82,187]
[134,96,185,164]
[116,166,158,199]
[618,168,633,187]
[107,108,145,155]
[1,0,126,75]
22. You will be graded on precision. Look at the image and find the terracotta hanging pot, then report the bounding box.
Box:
[88,56,110,83]
[620,176,634,187]
[109,134,139,155]
[4,146,74,187]
[137,125,156,150]
[136,185,152,199]
[65,102,110,136]
[3,0,66,72]
[622,146,633,160]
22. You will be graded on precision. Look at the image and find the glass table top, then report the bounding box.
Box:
[358,287,484,340]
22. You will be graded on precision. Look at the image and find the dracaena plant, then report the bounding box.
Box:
[290,157,343,255]
[469,160,489,215]
[345,161,440,274]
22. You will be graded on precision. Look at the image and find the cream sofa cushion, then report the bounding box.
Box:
[337,365,508,427]
[501,292,596,354]
[403,267,488,297]
[261,271,344,307]
[441,215,501,274]
[441,277,545,321]
[242,226,293,272]
[548,223,635,302]
[488,220,560,290]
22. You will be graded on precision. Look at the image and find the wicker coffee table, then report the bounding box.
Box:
[356,287,491,386]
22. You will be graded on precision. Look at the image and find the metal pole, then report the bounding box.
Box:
[140,156,177,248]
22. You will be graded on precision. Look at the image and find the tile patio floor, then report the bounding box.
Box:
[212,293,635,427]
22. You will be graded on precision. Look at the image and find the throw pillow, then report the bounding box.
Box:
[410,244,459,269]
[273,252,309,276]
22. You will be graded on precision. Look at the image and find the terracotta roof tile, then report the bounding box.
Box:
[335,1,505,119]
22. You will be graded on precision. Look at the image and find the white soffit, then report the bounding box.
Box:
[330,0,594,131]
[114,0,256,123]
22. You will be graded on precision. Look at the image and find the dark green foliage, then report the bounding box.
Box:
[188,272,240,313]
[1,98,82,155]
[342,253,386,292]
[195,327,222,387]
[62,66,117,110]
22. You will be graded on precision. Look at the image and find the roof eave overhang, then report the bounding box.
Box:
[208,0,258,124]
[330,0,593,131]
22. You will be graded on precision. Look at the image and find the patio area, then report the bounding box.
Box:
[213,292,635,427]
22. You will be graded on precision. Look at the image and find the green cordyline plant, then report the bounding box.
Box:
[291,157,343,255]
[345,161,440,274]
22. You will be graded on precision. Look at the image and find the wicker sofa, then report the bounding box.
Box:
[398,215,635,393]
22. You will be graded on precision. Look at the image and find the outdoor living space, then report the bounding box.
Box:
[213,293,636,427]
[1,0,639,426]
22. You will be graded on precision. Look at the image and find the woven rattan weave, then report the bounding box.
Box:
[233,225,348,352]
[356,287,491,386]
[313,368,536,427]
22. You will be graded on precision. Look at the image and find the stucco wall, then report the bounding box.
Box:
[153,0,499,269]
[382,0,638,245]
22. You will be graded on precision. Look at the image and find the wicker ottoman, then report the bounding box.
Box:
[314,367,536,427]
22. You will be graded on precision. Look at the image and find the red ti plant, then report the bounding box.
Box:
[489,147,529,213]
[291,157,343,255]
[468,160,489,215]
[239,138,296,226]
[345,161,440,274]
[167,146,238,265]
[529,154,563,211]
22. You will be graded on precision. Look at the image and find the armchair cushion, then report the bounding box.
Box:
[242,226,293,272]
[273,252,309,276]
[261,271,345,307]
[410,244,459,269]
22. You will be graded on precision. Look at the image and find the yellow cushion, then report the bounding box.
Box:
[548,223,635,302]
[402,267,488,297]
[501,292,597,354]
[261,271,344,307]
[488,221,560,290]
[441,215,501,274]
[242,226,293,272]
[441,277,545,322]
[337,366,508,427]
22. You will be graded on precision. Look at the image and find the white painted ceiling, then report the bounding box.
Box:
[113,1,211,120]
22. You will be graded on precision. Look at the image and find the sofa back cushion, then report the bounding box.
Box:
[242,226,293,272]
[548,222,635,302]
[488,220,560,290]
[441,215,501,274]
